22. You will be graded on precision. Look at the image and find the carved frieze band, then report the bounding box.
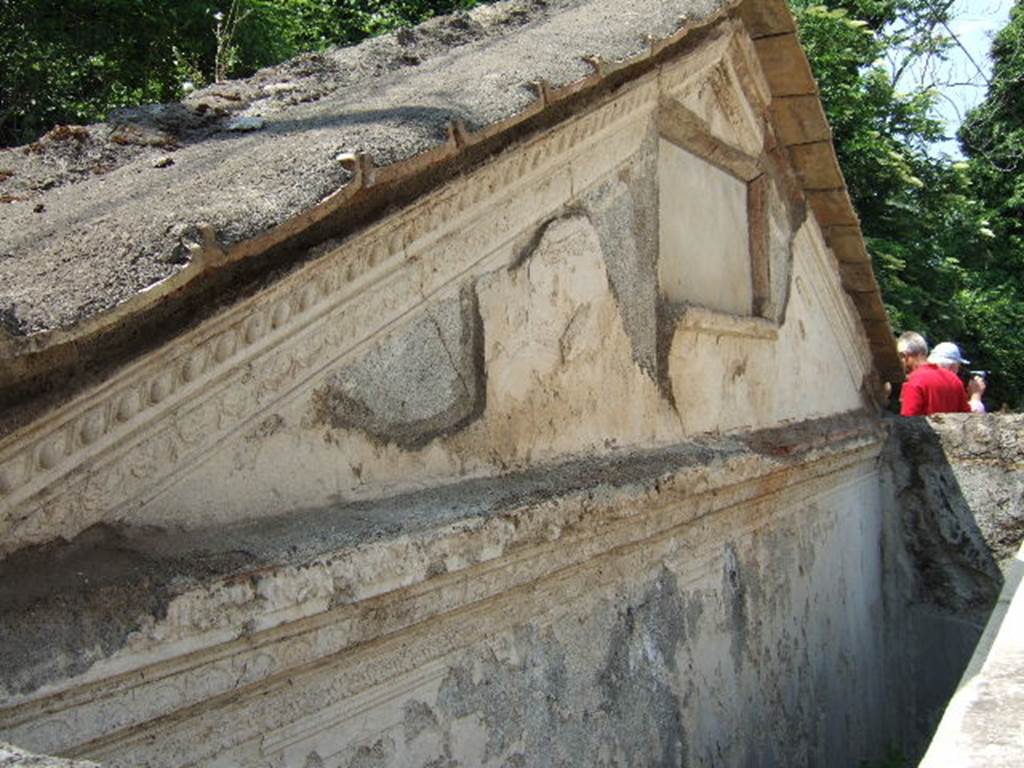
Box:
[0,72,664,553]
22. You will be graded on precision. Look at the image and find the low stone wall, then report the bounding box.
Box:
[919,414,1024,563]
[919,542,1024,768]
[879,413,1022,760]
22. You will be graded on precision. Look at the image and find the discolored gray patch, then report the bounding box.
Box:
[0,524,250,698]
[431,569,695,767]
[437,627,571,763]
[582,130,660,378]
[403,700,441,745]
[654,298,688,408]
[345,738,392,768]
[311,287,485,449]
[722,542,750,671]
[598,567,688,767]
[884,417,1002,611]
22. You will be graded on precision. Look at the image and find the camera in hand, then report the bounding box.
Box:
[969,370,989,379]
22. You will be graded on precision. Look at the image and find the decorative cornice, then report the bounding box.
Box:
[0,77,660,556]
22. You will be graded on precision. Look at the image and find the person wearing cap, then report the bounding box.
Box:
[896,331,971,416]
[929,341,986,413]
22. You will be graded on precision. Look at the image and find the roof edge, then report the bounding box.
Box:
[0,0,900,435]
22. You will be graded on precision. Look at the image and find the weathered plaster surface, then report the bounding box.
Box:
[310,287,485,450]
[0,742,97,768]
[0,425,890,766]
[254,473,886,768]
[0,0,737,337]
[658,141,751,315]
[0,10,919,768]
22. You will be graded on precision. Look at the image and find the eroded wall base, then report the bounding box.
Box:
[0,419,900,768]
[879,415,1017,761]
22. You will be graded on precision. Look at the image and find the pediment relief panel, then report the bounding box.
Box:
[0,20,863,563]
[0,82,673,552]
[660,23,770,159]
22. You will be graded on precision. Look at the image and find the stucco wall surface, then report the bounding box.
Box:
[0,423,890,767]
[217,465,887,768]
[0,12,911,768]
[0,26,874,556]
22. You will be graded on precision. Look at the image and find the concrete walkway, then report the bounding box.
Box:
[919,543,1024,767]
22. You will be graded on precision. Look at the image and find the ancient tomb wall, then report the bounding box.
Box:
[0,420,890,767]
[0,22,872,554]
[0,19,899,767]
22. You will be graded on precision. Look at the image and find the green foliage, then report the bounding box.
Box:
[1,1,214,145]
[955,1,1024,408]
[793,0,1023,408]
[0,0,486,147]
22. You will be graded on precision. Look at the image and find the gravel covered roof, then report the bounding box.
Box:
[0,0,729,336]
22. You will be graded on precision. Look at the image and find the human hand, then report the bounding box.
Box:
[967,375,987,398]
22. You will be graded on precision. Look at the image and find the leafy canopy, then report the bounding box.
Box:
[793,0,1022,408]
[0,0,483,147]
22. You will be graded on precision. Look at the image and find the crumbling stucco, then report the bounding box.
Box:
[0,742,97,768]
[581,128,660,378]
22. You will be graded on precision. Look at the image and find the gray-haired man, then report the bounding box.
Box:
[896,332,971,416]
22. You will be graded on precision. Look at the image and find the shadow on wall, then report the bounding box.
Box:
[880,415,1009,763]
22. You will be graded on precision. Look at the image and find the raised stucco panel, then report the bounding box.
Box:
[461,213,679,467]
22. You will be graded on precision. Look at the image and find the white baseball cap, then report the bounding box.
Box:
[929,341,970,366]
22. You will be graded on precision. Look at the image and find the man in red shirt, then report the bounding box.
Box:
[897,331,971,416]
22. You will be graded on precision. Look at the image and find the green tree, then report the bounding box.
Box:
[791,0,1021,407]
[0,0,487,148]
[957,1,1024,408]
